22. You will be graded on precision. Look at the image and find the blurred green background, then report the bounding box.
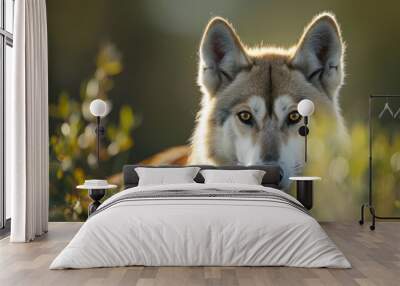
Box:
[47,0,400,221]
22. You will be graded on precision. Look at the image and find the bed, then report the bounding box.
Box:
[50,165,350,269]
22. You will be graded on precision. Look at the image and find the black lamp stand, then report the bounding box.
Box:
[298,116,310,162]
[95,116,105,163]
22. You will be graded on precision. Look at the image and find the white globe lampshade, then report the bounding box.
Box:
[89,99,107,117]
[297,99,315,116]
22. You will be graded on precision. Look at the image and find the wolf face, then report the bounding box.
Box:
[189,13,346,189]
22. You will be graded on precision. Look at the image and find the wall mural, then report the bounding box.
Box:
[47,0,400,221]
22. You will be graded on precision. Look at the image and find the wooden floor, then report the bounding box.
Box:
[0,222,399,286]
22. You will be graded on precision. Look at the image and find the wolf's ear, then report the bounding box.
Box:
[198,17,251,94]
[291,13,344,97]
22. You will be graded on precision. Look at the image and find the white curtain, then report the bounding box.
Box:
[8,0,49,242]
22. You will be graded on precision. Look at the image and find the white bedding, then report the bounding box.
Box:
[50,183,350,269]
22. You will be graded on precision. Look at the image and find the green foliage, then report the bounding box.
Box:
[49,44,137,221]
[300,116,400,221]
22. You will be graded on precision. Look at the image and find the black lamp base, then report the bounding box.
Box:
[88,189,106,216]
[296,180,313,210]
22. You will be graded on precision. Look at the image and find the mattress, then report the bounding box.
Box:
[50,183,350,269]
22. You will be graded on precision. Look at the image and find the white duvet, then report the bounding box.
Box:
[50,183,350,269]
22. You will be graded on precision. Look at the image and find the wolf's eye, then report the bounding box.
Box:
[237,111,253,125]
[287,111,302,125]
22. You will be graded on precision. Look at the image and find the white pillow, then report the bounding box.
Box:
[135,167,200,186]
[200,169,266,185]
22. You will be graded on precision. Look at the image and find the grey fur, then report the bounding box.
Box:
[190,13,347,190]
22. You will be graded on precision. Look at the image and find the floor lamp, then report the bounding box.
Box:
[89,99,107,163]
[297,99,315,163]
